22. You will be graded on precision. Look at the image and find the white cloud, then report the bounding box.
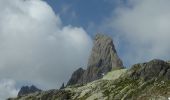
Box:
[0,79,19,100]
[0,0,92,95]
[107,0,170,65]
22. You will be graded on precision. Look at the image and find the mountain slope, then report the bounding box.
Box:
[8,59,170,100]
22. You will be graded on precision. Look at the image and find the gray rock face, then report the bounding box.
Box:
[67,34,123,85]
[80,34,123,83]
[67,68,85,86]
[88,34,123,68]
[126,59,170,81]
[18,85,41,97]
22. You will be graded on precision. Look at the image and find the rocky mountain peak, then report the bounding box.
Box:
[94,34,113,46]
[67,33,124,85]
[87,33,123,68]
[18,85,41,97]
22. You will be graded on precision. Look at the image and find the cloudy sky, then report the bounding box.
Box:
[1,0,170,99]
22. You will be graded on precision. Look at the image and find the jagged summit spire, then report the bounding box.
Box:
[95,33,112,40]
[67,33,123,85]
[87,33,122,68]
[81,33,123,83]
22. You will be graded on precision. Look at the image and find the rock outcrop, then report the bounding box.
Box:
[17,85,41,97]
[80,34,123,83]
[67,34,123,85]
[125,59,170,81]
[67,68,85,86]
[87,34,123,69]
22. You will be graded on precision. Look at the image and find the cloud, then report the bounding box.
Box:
[106,0,170,65]
[0,79,19,100]
[0,0,92,94]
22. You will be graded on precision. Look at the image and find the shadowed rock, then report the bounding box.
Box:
[67,68,85,86]
[60,83,65,89]
[18,85,41,97]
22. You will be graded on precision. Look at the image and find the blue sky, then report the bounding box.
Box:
[45,0,119,35]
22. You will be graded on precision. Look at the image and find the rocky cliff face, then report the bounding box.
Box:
[67,68,85,86]
[125,59,170,81]
[80,34,123,83]
[17,85,41,97]
[67,34,123,85]
[87,34,123,69]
